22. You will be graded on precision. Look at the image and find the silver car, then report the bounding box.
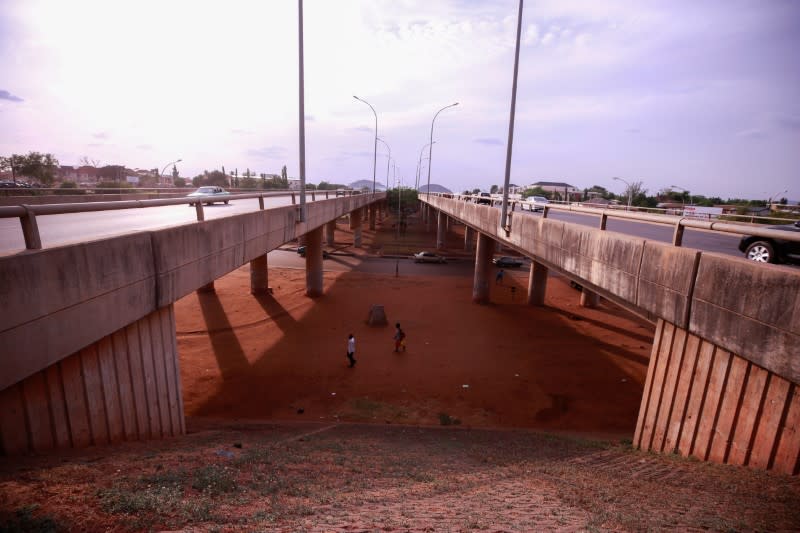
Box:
[413,251,447,263]
[187,186,231,205]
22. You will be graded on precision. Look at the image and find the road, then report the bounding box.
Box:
[1,195,745,259]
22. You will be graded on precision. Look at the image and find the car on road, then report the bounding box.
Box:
[297,246,331,259]
[476,192,492,205]
[738,220,800,264]
[492,256,524,268]
[521,196,549,212]
[413,251,447,263]
[187,186,230,205]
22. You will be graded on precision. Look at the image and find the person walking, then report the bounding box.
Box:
[393,323,405,352]
[496,268,505,284]
[346,334,356,368]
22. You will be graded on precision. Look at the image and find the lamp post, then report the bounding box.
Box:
[500,0,524,231]
[416,142,435,191]
[612,176,632,210]
[160,159,182,186]
[376,137,390,192]
[425,103,459,199]
[354,95,378,195]
[671,185,693,206]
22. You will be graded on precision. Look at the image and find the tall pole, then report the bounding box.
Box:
[354,96,378,195]
[160,158,182,186]
[298,0,307,221]
[500,0,523,232]
[613,176,631,210]
[377,137,391,192]
[425,103,459,199]
[416,142,435,190]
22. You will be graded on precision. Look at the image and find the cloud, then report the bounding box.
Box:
[352,126,374,133]
[474,137,504,146]
[339,150,375,159]
[231,128,253,135]
[0,90,23,102]
[776,115,800,130]
[137,144,153,150]
[736,128,767,139]
[93,131,109,139]
[247,146,287,159]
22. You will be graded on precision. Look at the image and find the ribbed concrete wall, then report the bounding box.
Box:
[0,306,184,455]
[634,320,800,475]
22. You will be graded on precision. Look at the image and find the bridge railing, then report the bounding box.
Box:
[0,189,370,250]
[427,193,800,247]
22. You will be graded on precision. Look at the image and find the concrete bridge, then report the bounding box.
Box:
[0,193,383,454]
[419,195,799,475]
[1,191,798,476]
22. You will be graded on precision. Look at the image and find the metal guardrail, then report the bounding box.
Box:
[429,193,800,247]
[0,189,365,250]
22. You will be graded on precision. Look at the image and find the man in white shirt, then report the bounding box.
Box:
[347,334,356,368]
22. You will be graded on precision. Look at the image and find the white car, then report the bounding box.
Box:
[413,251,447,264]
[187,186,231,205]
[521,195,548,212]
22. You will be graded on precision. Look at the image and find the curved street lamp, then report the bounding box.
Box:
[376,137,391,192]
[160,158,182,186]
[353,95,378,194]
[670,184,693,206]
[768,188,788,206]
[416,141,435,190]
[425,102,459,199]
[612,176,632,210]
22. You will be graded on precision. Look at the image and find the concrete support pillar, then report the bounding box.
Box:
[472,233,495,304]
[350,209,362,248]
[250,253,268,294]
[325,220,336,246]
[580,288,600,308]
[436,211,446,250]
[527,261,548,306]
[305,226,324,297]
[369,205,376,230]
[464,226,474,251]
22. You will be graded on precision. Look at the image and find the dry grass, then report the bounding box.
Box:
[2,421,798,532]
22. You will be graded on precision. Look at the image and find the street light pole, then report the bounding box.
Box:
[160,159,182,186]
[500,0,524,232]
[354,96,378,195]
[425,103,459,199]
[298,0,307,221]
[612,176,632,210]
[377,137,391,192]
[768,189,788,207]
[416,142,435,190]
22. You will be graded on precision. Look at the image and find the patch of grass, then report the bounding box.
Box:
[0,505,60,533]
[98,484,183,515]
[191,464,238,495]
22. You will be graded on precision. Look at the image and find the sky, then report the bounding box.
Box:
[1,0,798,201]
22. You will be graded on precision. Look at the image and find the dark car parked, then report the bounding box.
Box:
[738,220,800,264]
[492,256,524,268]
[297,246,331,259]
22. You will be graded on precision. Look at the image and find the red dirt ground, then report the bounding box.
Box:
[175,211,654,436]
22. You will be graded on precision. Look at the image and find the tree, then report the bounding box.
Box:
[490,184,499,194]
[97,165,126,181]
[174,177,186,187]
[2,152,60,185]
[521,186,549,199]
[281,165,287,182]
[79,155,101,168]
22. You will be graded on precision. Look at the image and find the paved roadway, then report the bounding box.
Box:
[0,196,745,259]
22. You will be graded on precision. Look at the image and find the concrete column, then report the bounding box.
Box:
[580,289,600,308]
[250,253,268,294]
[527,261,548,306]
[436,211,446,249]
[464,226,474,251]
[369,205,376,230]
[325,220,336,246]
[350,209,362,248]
[472,233,495,304]
[305,226,324,297]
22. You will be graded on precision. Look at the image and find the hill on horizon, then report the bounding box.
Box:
[418,183,452,194]
[349,179,386,191]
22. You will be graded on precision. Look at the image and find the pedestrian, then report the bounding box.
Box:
[393,323,403,352]
[347,334,356,368]
[399,327,407,352]
[496,268,505,284]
